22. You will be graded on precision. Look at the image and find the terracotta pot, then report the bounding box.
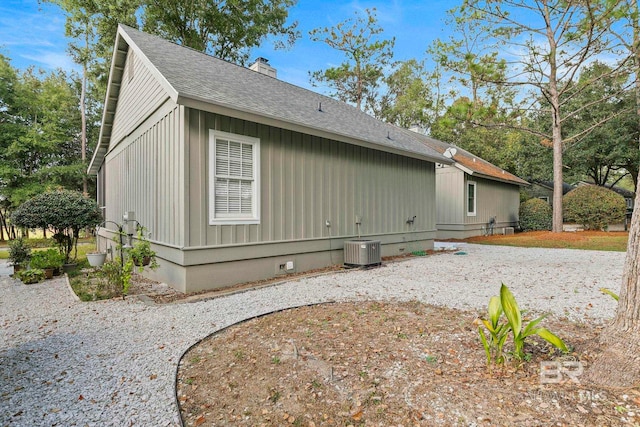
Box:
[44,268,54,280]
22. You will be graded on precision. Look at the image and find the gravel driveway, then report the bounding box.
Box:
[0,244,623,426]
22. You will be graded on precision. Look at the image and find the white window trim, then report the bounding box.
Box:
[209,130,260,225]
[467,180,477,217]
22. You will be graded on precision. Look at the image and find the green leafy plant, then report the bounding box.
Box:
[17,268,45,284]
[96,223,157,299]
[10,190,102,264]
[100,257,134,297]
[477,284,568,364]
[30,248,65,270]
[70,257,133,301]
[563,185,626,230]
[8,237,31,267]
[519,198,552,231]
[128,227,159,269]
[121,258,134,295]
[500,284,567,359]
[476,295,510,364]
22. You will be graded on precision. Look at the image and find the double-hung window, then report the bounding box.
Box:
[209,131,260,225]
[467,180,477,216]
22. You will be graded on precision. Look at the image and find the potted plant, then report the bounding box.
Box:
[87,229,107,267]
[128,228,159,269]
[87,251,107,267]
[29,249,64,279]
[8,237,31,275]
[16,268,45,284]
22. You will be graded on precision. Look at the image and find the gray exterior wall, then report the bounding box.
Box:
[102,44,182,245]
[435,165,464,225]
[99,98,438,292]
[436,165,520,239]
[104,101,184,246]
[110,48,169,146]
[171,108,437,292]
[185,109,435,246]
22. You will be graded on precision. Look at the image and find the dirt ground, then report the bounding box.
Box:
[176,301,640,427]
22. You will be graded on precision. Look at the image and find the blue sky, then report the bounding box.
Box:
[0,0,453,91]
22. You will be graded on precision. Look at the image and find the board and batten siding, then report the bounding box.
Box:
[104,102,184,247]
[110,47,169,148]
[464,175,520,226]
[186,109,436,247]
[435,165,464,225]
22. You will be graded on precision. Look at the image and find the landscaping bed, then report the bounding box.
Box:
[466,230,628,252]
[177,301,639,426]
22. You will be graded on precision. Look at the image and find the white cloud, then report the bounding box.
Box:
[0,0,73,72]
[22,51,78,72]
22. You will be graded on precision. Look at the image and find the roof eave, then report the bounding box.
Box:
[473,171,530,186]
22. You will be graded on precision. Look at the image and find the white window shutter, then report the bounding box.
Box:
[211,132,258,222]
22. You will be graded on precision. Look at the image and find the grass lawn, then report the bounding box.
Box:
[0,239,96,261]
[465,230,628,251]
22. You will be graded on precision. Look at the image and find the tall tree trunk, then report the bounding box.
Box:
[552,111,564,233]
[0,211,5,242]
[586,0,640,387]
[81,35,88,197]
[545,1,564,233]
[586,183,640,387]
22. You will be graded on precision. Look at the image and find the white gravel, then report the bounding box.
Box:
[0,244,624,426]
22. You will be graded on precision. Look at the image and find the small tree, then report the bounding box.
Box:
[10,190,102,263]
[563,185,626,230]
[309,8,395,114]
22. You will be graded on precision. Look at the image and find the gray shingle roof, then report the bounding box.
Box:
[534,180,575,195]
[91,25,449,170]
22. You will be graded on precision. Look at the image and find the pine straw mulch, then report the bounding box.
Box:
[176,301,640,427]
[464,230,628,248]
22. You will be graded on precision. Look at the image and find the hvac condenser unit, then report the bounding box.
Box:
[344,240,381,267]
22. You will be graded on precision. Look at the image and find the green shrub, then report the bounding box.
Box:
[10,190,102,264]
[8,238,31,266]
[563,185,626,230]
[30,249,65,270]
[70,261,124,301]
[519,198,552,231]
